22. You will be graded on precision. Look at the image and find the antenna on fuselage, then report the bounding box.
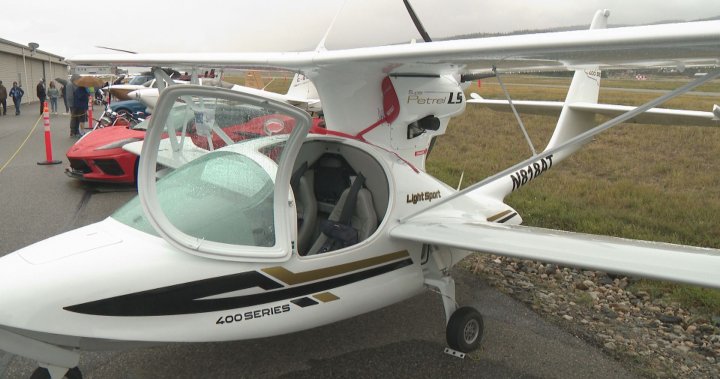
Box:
[315,0,349,51]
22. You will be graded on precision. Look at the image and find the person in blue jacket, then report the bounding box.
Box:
[9,82,24,115]
[70,86,89,137]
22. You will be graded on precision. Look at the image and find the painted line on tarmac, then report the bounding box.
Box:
[0,115,43,175]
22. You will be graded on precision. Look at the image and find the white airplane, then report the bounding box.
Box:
[104,76,184,101]
[128,71,321,113]
[2,6,720,378]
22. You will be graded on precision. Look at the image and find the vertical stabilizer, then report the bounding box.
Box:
[544,9,610,161]
[470,10,611,201]
[286,73,320,101]
[244,71,265,90]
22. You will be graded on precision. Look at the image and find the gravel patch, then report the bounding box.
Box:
[467,254,720,378]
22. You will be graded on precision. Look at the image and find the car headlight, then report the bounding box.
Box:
[99,116,113,127]
[95,138,143,150]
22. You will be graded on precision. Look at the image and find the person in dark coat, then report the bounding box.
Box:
[36,80,46,115]
[60,85,69,114]
[0,81,7,115]
[70,86,88,137]
[66,76,77,134]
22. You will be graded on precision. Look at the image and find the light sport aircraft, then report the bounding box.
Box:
[128,70,321,113]
[2,6,720,378]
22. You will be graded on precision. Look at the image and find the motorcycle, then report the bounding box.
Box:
[93,103,146,130]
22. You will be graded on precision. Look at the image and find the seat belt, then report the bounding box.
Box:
[319,172,366,253]
[338,172,365,226]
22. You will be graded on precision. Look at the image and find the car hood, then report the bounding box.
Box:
[67,126,146,154]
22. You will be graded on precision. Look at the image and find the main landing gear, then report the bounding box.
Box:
[422,245,484,356]
[446,306,484,352]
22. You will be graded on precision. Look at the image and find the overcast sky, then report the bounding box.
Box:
[2,0,718,59]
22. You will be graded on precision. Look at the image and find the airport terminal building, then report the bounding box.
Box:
[0,37,68,107]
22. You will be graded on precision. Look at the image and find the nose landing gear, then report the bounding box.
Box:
[30,366,82,379]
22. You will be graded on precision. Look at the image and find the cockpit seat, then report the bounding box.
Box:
[307,182,377,256]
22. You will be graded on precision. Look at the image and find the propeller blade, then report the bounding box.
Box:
[402,0,432,42]
[95,45,138,54]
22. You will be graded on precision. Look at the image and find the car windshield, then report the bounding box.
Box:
[127,75,152,85]
[130,118,150,131]
[112,150,276,246]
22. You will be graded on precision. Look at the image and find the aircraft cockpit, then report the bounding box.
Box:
[116,85,389,262]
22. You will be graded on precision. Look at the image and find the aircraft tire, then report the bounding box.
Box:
[446,306,484,352]
[30,366,82,379]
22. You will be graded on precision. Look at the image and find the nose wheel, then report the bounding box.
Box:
[446,306,484,352]
[30,366,82,379]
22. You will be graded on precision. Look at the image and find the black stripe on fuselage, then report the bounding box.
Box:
[64,259,414,316]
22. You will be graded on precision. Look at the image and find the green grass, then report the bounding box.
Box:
[428,76,720,316]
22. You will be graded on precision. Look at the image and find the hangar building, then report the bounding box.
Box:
[0,37,68,109]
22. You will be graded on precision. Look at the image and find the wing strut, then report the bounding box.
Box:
[493,66,537,156]
[400,67,720,222]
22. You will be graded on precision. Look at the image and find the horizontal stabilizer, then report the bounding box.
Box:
[390,220,720,288]
[468,94,720,127]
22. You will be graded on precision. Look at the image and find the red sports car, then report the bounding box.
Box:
[65,121,146,184]
[66,113,327,184]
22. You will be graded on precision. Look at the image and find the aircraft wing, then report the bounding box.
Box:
[468,95,720,127]
[390,219,720,289]
[71,20,720,135]
[71,20,720,74]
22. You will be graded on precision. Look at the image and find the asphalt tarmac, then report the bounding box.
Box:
[0,104,638,378]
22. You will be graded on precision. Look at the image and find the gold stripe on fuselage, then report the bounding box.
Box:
[487,210,512,222]
[313,292,340,302]
[262,250,410,285]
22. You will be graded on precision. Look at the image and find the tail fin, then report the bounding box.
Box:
[544,9,610,161]
[470,10,611,201]
[286,73,319,100]
[244,71,265,90]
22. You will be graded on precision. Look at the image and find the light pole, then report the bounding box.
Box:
[28,42,44,91]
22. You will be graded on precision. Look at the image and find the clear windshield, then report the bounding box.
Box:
[115,90,307,255]
[113,151,276,246]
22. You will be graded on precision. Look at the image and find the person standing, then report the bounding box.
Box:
[60,85,69,114]
[9,82,24,115]
[47,82,60,114]
[0,81,7,116]
[36,80,46,115]
[66,77,77,134]
[70,85,88,137]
